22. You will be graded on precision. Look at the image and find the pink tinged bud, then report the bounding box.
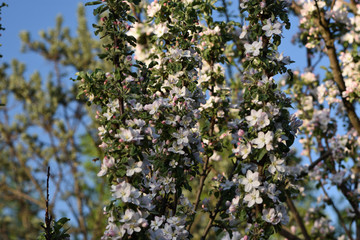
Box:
[119,139,124,143]
[141,221,148,228]
[238,129,245,136]
[101,17,105,22]
[243,236,248,240]
[113,116,116,119]
[163,3,166,6]
[95,115,99,119]
[81,79,85,82]
[229,204,236,213]
[152,139,157,143]
[225,201,231,207]
[166,140,170,145]
[84,89,87,93]
[190,176,194,181]
[161,120,166,124]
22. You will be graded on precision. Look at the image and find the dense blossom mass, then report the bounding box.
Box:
[74,0,360,239]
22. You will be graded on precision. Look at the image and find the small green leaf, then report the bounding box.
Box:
[257,148,267,161]
[85,1,102,6]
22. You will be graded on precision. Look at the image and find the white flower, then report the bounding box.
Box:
[172,128,190,146]
[183,0,194,5]
[239,25,248,39]
[154,23,169,37]
[259,182,280,202]
[97,156,115,177]
[112,182,132,202]
[301,96,313,111]
[251,131,274,151]
[151,216,165,230]
[121,209,135,223]
[88,93,94,101]
[126,159,143,176]
[103,109,113,120]
[98,125,107,139]
[262,208,281,224]
[169,159,178,168]
[246,109,262,127]
[244,40,262,56]
[210,151,222,161]
[147,0,161,17]
[115,127,144,142]
[268,155,285,174]
[107,99,120,112]
[262,19,282,37]
[301,72,316,84]
[241,170,261,192]
[144,101,161,115]
[257,111,270,129]
[245,109,269,129]
[168,142,185,154]
[221,231,242,240]
[244,189,263,207]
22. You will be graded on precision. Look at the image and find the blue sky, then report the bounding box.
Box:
[2,0,93,73]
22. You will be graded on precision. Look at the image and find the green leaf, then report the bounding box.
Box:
[257,148,267,161]
[85,1,102,6]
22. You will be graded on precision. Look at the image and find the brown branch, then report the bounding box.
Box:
[188,65,218,233]
[279,227,303,240]
[299,151,331,178]
[201,160,240,239]
[286,193,311,240]
[45,166,52,240]
[2,184,45,208]
[316,2,360,135]
[319,182,354,240]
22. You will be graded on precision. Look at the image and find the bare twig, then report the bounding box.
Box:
[286,193,311,240]
[45,166,52,240]
[279,227,303,240]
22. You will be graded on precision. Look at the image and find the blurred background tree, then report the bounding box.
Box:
[0,4,112,239]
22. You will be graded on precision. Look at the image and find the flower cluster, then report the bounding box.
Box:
[76,0,302,238]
